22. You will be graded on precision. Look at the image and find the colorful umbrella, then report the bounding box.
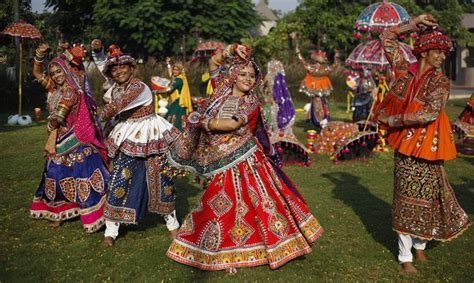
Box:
[192,41,226,62]
[354,0,410,34]
[2,21,42,115]
[345,39,416,72]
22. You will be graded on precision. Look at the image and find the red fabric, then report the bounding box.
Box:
[167,147,323,270]
[377,65,457,161]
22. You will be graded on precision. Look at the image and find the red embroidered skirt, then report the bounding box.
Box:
[167,148,323,270]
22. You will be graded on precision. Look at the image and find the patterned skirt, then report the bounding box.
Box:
[392,152,470,241]
[167,148,323,270]
[165,99,187,131]
[310,96,330,128]
[30,132,109,233]
[104,152,175,224]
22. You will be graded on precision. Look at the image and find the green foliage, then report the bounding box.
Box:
[414,0,473,46]
[0,0,33,30]
[90,0,260,57]
[44,0,97,42]
[291,0,366,51]
[242,18,298,64]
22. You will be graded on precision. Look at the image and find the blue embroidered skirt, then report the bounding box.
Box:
[30,130,109,233]
[104,152,175,224]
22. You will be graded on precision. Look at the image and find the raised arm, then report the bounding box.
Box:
[380,15,437,73]
[33,44,52,90]
[290,33,312,71]
[90,39,107,74]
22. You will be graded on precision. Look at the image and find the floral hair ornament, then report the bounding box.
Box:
[102,44,136,78]
[413,26,453,56]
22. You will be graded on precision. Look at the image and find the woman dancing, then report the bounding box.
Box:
[166,44,323,272]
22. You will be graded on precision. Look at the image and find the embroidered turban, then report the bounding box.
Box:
[413,28,453,56]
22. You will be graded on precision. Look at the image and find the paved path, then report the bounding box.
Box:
[450,85,473,99]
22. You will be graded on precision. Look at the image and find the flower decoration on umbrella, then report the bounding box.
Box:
[353,0,410,39]
[191,41,226,62]
[345,39,416,72]
[2,20,42,116]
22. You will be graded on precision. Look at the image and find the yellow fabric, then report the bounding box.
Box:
[346,90,354,113]
[170,88,179,103]
[176,73,193,114]
[201,72,209,82]
[201,71,213,96]
[206,80,213,96]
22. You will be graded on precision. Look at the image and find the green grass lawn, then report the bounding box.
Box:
[0,100,472,282]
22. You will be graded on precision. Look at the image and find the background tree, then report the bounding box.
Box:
[44,0,96,43]
[0,0,33,31]
[42,0,260,58]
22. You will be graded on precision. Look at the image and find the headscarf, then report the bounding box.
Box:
[413,27,453,56]
[171,63,193,114]
[225,46,262,91]
[48,58,107,162]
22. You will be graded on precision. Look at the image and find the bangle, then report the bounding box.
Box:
[34,55,45,63]
[202,117,211,132]
[35,74,46,83]
[214,118,219,129]
[56,104,70,123]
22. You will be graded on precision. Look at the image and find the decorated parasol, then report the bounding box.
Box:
[191,41,226,62]
[354,0,410,36]
[2,21,42,116]
[345,39,416,72]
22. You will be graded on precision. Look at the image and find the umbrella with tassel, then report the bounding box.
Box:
[2,20,42,116]
[354,0,411,38]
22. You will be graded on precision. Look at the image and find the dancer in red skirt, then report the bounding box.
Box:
[166,44,323,273]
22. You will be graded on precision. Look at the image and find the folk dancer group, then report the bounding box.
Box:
[27,14,469,274]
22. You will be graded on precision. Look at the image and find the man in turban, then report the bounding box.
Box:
[376,14,470,274]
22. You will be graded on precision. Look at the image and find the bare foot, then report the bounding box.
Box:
[415,249,428,262]
[169,229,179,239]
[49,221,61,228]
[400,262,417,274]
[101,236,115,247]
[226,267,237,275]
